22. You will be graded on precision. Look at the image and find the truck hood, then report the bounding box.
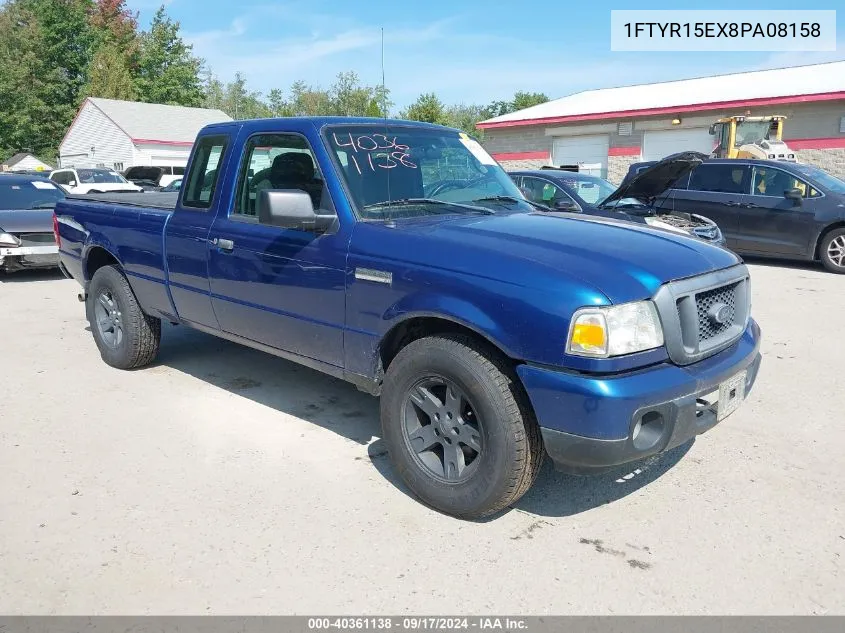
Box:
[0,209,55,233]
[600,151,708,207]
[384,211,740,304]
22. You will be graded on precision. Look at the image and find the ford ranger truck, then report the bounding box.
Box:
[54,117,762,519]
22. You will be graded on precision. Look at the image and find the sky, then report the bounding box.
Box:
[126,0,844,110]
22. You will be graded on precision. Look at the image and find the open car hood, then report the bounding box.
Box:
[599,151,708,208]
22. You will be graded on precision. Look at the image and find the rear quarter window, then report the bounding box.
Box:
[182,135,229,209]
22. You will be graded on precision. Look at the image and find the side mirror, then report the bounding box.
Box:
[257,189,335,232]
[68,180,77,187]
[708,124,716,135]
[784,188,803,203]
[554,199,580,212]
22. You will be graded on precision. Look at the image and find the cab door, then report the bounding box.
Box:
[206,127,347,367]
[735,165,820,256]
[669,163,750,249]
[164,132,233,328]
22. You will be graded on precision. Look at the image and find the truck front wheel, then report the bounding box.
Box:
[380,334,543,519]
[86,264,161,369]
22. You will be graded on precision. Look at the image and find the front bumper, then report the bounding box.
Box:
[517,319,762,474]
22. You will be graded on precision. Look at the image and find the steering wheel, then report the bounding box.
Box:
[428,173,498,198]
[427,180,466,197]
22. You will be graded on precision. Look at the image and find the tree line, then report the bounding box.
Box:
[0,0,549,162]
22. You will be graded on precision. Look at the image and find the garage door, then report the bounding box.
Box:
[552,135,609,178]
[642,128,715,161]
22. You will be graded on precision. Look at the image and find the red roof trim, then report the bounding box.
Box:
[490,151,550,161]
[785,136,845,149]
[477,91,845,129]
[132,138,195,147]
[608,147,640,157]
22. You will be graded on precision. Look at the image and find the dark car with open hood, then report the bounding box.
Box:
[510,152,725,246]
[0,173,65,273]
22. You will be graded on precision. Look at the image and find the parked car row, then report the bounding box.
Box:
[510,152,725,246]
[46,167,184,195]
[630,158,845,273]
[507,153,845,274]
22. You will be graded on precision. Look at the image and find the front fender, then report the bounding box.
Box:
[382,292,521,359]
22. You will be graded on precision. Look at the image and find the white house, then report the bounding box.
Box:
[1,153,53,172]
[58,97,232,171]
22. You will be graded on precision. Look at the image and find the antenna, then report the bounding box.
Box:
[381,27,387,118]
[380,26,392,220]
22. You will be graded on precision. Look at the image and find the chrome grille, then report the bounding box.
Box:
[695,281,739,342]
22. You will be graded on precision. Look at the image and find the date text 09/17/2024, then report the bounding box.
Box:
[307,617,528,630]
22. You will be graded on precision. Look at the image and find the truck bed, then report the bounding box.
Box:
[56,193,178,322]
[68,192,179,210]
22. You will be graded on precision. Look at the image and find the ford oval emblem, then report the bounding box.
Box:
[708,303,731,325]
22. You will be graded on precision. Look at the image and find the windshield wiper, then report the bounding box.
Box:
[472,195,547,211]
[363,198,495,215]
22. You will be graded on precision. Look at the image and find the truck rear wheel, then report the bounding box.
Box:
[380,334,543,519]
[86,264,161,369]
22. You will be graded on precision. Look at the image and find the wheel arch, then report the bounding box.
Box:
[83,244,122,282]
[814,221,845,260]
[378,312,520,377]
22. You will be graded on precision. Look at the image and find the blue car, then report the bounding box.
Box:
[54,118,761,518]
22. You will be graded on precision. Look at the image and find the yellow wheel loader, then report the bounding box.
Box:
[709,115,797,162]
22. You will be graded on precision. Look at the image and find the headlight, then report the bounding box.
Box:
[0,232,21,247]
[567,301,664,357]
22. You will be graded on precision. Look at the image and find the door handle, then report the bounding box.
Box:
[210,237,234,252]
[724,201,741,207]
[742,202,760,209]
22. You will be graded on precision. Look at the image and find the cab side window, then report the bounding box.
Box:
[233,133,332,221]
[51,171,72,185]
[688,164,750,194]
[182,135,228,209]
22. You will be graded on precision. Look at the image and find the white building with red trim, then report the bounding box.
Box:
[477,61,845,183]
[58,97,231,172]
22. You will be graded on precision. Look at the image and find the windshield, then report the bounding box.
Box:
[791,163,845,195]
[554,174,617,205]
[77,169,128,184]
[325,125,533,219]
[552,173,645,208]
[0,180,65,209]
[734,121,773,146]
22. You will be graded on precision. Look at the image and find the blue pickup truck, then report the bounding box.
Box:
[54,117,762,519]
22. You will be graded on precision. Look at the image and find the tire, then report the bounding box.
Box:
[86,264,161,369]
[819,228,845,274]
[380,334,543,519]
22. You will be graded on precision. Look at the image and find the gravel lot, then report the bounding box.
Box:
[0,261,842,615]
